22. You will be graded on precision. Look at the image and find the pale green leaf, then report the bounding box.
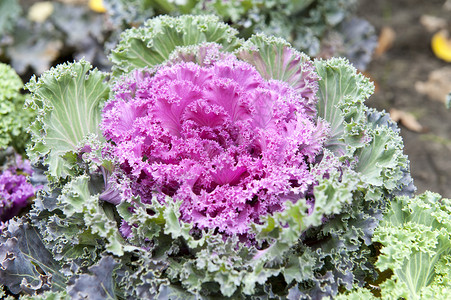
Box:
[374,192,451,299]
[58,175,127,256]
[236,34,310,86]
[25,60,109,179]
[236,34,319,115]
[354,126,406,188]
[314,58,373,155]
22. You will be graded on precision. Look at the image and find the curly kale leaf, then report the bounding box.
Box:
[374,192,451,299]
[0,63,34,153]
[337,192,451,299]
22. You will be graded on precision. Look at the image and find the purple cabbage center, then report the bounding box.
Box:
[102,57,328,235]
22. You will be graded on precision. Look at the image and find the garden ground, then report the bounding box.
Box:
[358,0,451,197]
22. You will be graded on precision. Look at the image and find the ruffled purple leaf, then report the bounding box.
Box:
[102,54,328,235]
[0,156,37,222]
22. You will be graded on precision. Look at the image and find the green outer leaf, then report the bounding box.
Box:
[354,125,406,188]
[58,175,128,256]
[235,34,319,115]
[25,60,109,179]
[314,57,373,155]
[110,15,242,77]
[236,34,309,84]
[314,58,409,193]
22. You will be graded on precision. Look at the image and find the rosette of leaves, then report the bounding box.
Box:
[0,63,34,153]
[104,0,377,70]
[0,15,413,299]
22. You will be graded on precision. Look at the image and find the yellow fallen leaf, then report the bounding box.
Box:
[28,2,54,23]
[89,0,106,13]
[431,30,451,62]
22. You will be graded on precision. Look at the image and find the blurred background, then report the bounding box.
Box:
[358,0,451,197]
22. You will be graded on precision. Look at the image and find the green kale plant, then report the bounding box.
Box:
[0,62,34,153]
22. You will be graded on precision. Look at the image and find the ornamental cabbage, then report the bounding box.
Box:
[0,15,418,299]
[102,51,328,235]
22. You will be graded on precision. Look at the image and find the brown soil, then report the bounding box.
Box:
[357,0,451,197]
